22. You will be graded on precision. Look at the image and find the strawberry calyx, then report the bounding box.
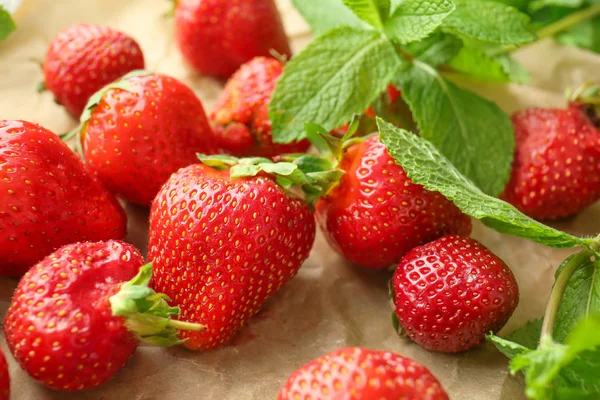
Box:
[567,82,600,127]
[198,153,343,206]
[109,263,205,347]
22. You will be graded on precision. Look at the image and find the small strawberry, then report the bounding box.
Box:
[501,101,600,220]
[315,135,471,270]
[73,71,218,206]
[148,158,316,350]
[0,349,9,400]
[42,24,145,117]
[4,240,203,392]
[277,347,449,400]
[174,0,291,79]
[210,57,310,158]
[0,120,127,277]
[391,235,519,353]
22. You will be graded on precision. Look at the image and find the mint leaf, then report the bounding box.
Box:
[554,258,600,342]
[448,47,512,82]
[0,6,16,41]
[270,27,402,143]
[506,319,544,349]
[342,0,390,28]
[377,120,590,248]
[488,334,532,359]
[497,54,532,83]
[511,315,600,399]
[443,0,536,44]
[393,61,514,196]
[557,16,600,53]
[291,0,367,35]
[404,32,463,66]
[383,0,456,44]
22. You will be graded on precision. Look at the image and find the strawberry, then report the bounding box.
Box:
[0,349,9,400]
[0,120,127,277]
[501,103,600,220]
[42,24,145,117]
[4,240,203,391]
[73,71,218,206]
[174,0,291,79]
[148,160,316,350]
[315,135,472,270]
[210,57,310,158]
[277,347,449,400]
[391,235,519,353]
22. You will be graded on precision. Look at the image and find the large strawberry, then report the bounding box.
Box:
[148,158,316,350]
[277,347,449,400]
[73,71,218,206]
[174,0,291,79]
[4,240,203,391]
[315,134,471,270]
[0,349,9,400]
[501,101,600,220]
[210,57,310,157]
[42,24,145,117]
[0,120,127,277]
[391,235,519,353]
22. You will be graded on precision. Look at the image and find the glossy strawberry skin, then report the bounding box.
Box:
[82,73,218,206]
[316,136,472,270]
[0,120,127,277]
[211,57,310,157]
[392,235,519,353]
[502,105,600,220]
[277,347,449,400]
[4,240,144,391]
[175,0,291,79]
[148,164,315,350]
[0,349,9,400]
[43,24,144,117]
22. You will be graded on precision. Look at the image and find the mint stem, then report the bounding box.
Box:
[540,249,591,340]
[489,3,600,57]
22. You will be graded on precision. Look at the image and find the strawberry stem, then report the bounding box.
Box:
[536,3,600,41]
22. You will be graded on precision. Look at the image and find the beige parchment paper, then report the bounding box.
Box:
[1,0,600,398]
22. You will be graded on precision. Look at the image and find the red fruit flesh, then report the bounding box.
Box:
[502,105,600,220]
[0,120,127,277]
[82,73,218,206]
[0,350,9,400]
[277,347,449,400]
[43,24,144,117]
[148,164,315,350]
[175,0,291,79]
[392,235,519,353]
[211,57,310,157]
[4,240,144,391]
[316,136,471,270]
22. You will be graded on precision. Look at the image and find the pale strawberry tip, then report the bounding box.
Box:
[109,263,206,347]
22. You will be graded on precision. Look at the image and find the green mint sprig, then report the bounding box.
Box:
[376,118,600,398]
[0,6,16,41]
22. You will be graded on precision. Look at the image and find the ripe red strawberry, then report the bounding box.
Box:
[0,120,127,277]
[277,347,449,400]
[0,349,9,400]
[4,240,202,391]
[391,235,519,353]
[315,135,471,270]
[211,57,310,157]
[75,71,218,206]
[43,24,145,117]
[501,104,600,220]
[174,0,291,79]
[148,162,316,350]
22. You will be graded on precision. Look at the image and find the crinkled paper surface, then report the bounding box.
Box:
[1,0,600,398]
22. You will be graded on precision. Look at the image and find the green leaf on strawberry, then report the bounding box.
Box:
[377,119,589,248]
[393,63,515,196]
[0,6,15,41]
[383,0,456,44]
[269,27,403,143]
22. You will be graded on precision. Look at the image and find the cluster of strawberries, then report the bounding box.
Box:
[2,0,600,399]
